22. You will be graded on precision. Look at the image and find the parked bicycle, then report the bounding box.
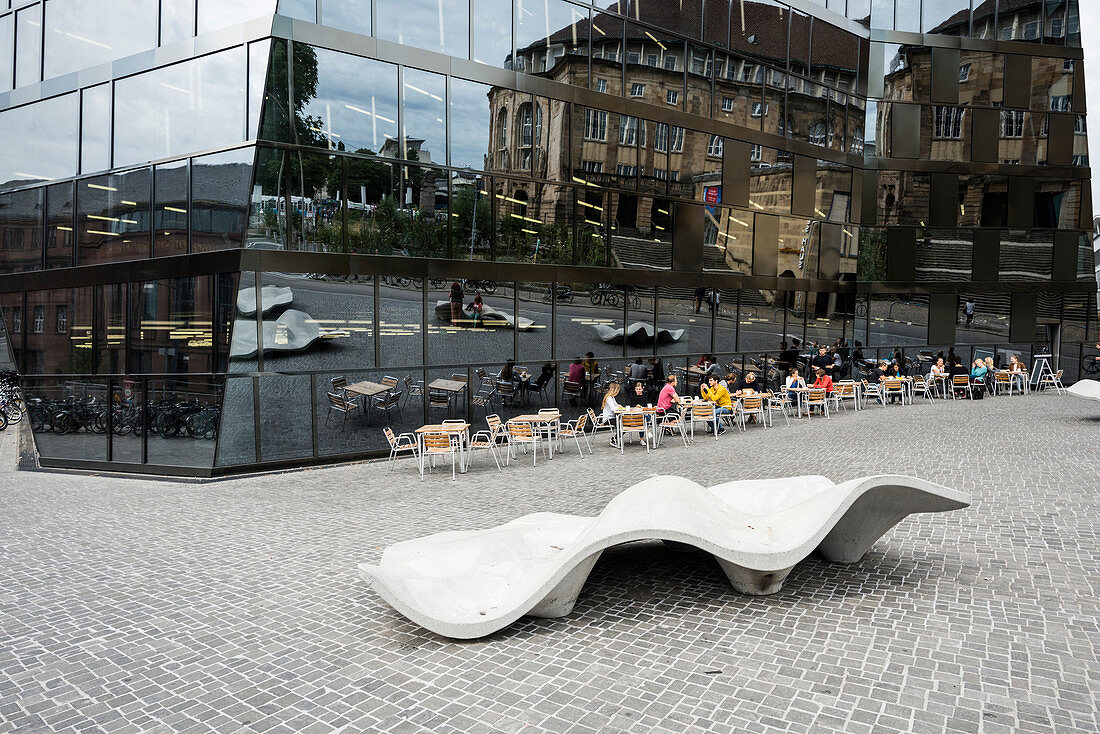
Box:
[542,284,574,303]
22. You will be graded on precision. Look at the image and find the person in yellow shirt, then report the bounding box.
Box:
[700,375,732,434]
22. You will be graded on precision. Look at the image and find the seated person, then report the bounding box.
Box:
[970,359,988,383]
[811,367,834,394]
[627,358,648,381]
[657,375,682,416]
[628,380,648,407]
[776,341,799,371]
[720,371,737,389]
[785,368,806,390]
[1007,354,1025,373]
[566,357,585,385]
[527,362,556,392]
[930,357,946,378]
[733,370,762,394]
[699,375,732,435]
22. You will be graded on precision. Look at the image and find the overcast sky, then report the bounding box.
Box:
[1085,4,1099,225]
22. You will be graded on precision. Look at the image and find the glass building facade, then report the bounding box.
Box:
[0,0,1093,475]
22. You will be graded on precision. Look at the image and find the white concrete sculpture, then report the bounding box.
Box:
[593,321,685,346]
[432,300,535,331]
[359,474,970,639]
[230,309,328,359]
[1067,379,1100,406]
[237,286,294,316]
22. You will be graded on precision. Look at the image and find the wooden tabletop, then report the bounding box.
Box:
[511,413,560,422]
[429,379,468,392]
[344,381,390,397]
[415,422,469,433]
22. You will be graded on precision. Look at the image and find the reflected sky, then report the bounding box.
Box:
[449,78,492,169]
[376,0,469,58]
[113,48,246,169]
[197,0,276,34]
[303,48,399,154]
[402,68,447,163]
[0,93,78,189]
[44,0,156,80]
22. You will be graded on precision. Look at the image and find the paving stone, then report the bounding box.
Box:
[0,393,1098,733]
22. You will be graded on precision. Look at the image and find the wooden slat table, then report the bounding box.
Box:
[510,412,561,459]
[415,422,470,474]
[343,381,391,424]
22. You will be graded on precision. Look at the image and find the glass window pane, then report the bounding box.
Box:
[26,377,107,462]
[217,376,255,467]
[322,0,371,36]
[192,148,253,253]
[0,187,42,273]
[516,0,588,75]
[278,0,316,21]
[45,182,74,269]
[285,150,342,252]
[402,68,446,165]
[0,14,13,93]
[449,78,492,171]
[15,5,41,88]
[154,159,189,257]
[315,369,403,458]
[400,164,448,257]
[556,281,623,361]
[81,84,111,174]
[130,276,213,373]
[922,0,969,34]
[450,173,491,260]
[77,168,152,266]
[427,278,513,369]
[0,93,79,189]
[300,47,399,154]
[146,377,220,468]
[98,282,126,373]
[114,47,246,168]
[379,278,424,369]
[197,0,276,34]
[376,0,469,58]
[247,40,272,140]
[160,0,195,45]
[258,374,312,462]
[346,157,399,255]
[517,281,551,362]
[472,0,510,67]
[246,148,287,249]
[44,0,156,80]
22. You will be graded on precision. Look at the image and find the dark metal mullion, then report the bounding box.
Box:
[186,158,193,255]
[106,376,113,462]
[340,156,348,254]
[373,275,380,367]
[254,269,264,373]
[734,289,741,352]
[310,373,318,458]
[140,377,148,465]
[251,376,261,463]
[513,281,519,363]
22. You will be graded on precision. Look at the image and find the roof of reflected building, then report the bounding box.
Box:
[536,0,858,72]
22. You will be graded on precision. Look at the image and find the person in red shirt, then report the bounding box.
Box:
[812,367,833,394]
[656,375,682,416]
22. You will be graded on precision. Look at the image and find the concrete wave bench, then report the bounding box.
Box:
[359,474,971,639]
[1067,379,1100,406]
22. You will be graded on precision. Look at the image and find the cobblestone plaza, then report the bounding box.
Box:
[1,391,1097,733]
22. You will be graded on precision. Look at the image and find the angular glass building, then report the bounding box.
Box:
[0,0,1093,475]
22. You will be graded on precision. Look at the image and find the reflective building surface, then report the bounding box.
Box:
[0,0,1093,475]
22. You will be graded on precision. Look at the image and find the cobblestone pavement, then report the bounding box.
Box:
[1,391,1098,734]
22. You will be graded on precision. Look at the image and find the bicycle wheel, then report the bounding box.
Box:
[481,280,497,294]
[590,291,603,306]
[606,292,620,308]
[2,402,21,424]
[0,410,7,432]
[1083,357,1100,375]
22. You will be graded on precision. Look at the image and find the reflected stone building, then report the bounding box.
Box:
[0,0,1093,475]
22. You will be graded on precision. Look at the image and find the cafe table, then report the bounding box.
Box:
[343,380,391,424]
[510,412,561,458]
[414,421,471,472]
[614,407,659,450]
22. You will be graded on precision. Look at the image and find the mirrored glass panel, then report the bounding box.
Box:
[15,5,41,88]
[217,376,256,467]
[449,78,492,171]
[0,186,41,274]
[402,68,446,165]
[192,148,254,253]
[515,0,588,75]
[114,47,246,168]
[129,276,213,374]
[322,0,372,36]
[81,85,111,175]
[0,94,79,190]
[301,48,399,154]
[160,0,195,45]
[45,182,74,269]
[197,0,276,34]
[399,164,448,258]
[0,14,13,92]
[77,168,152,266]
[97,282,126,374]
[473,0,511,67]
[379,278,424,369]
[278,0,316,21]
[555,281,623,360]
[44,0,156,80]
[154,159,189,257]
[376,0,469,58]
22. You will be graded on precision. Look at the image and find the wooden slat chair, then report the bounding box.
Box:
[450,373,469,409]
[951,374,973,399]
[468,423,503,473]
[557,412,591,456]
[1038,369,1065,395]
[587,407,614,433]
[403,375,425,408]
[911,374,935,402]
[617,412,650,455]
[383,427,419,471]
[505,420,541,466]
[861,379,884,407]
[656,409,689,447]
[562,379,583,405]
[740,395,767,430]
[428,390,451,417]
[471,386,496,416]
[690,402,719,441]
[380,375,400,395]
[537,408,561,447]
[420,431,459,481]
[326,391,360,427]
[993,371,1013,396]
[833,381,859,411]
[883,378,906,405]
[495,380,517,407]
[371,391,403,422]
[765,392,792,427]
[331,376,349,397]
[805,388,829,419]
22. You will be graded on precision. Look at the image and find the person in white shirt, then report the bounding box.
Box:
[930,357,946,377]
[785,368,806,390]
[601,382,622,421]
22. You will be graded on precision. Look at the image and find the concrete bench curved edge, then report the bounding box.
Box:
[229,309,322,360]
[1067,379,1100,405]
[236,286,294,317]
[593,321,685,346]
[432,300,535,331]
[358,474,971,639]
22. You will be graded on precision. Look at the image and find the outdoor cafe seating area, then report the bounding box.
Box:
[344,348,1071,481]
